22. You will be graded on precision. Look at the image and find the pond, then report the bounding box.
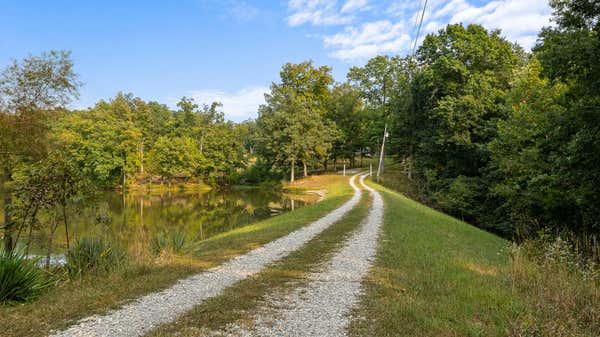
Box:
[0,187,314,260]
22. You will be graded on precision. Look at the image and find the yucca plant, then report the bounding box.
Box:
[0,250,50,303]
[151,231,187,256]
[66,238,126,277]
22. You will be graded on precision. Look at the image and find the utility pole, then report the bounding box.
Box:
[376,124,388,182]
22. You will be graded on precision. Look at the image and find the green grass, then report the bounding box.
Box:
[147,191,371,336]
[349,181,523,337]
[350,173,598,337]
[0,174,353,337]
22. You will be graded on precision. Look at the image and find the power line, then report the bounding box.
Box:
[411,0,428,57]
[412,0,423,36]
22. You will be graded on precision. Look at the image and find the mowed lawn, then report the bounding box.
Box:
[350,181,524,337]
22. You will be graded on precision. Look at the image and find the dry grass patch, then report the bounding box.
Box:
[508,239,600,337]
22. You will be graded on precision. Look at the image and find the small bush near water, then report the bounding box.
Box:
[151,231,187,256]
[66,238,127,277]
[509,235,600,337]
[0,250,50,303]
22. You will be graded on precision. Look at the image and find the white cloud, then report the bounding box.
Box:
[226,1,259,22]
[424,0,552,49]
[187,86,268,122]
[324,20,411,61]
[341,0,369,13]
[288,0,552,63]
[287,0,354,26]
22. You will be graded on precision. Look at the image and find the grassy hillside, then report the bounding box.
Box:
[349,182,520,336]
[349,180,599,337]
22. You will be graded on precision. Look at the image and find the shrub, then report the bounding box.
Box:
[0,250,50,303]
[236,161,281,185]
[151,231,187,256]
[66,238,126,277]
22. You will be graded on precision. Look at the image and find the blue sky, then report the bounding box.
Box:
[0,0,552,121]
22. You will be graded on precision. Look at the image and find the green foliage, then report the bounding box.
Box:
[326,83,367,164]
[347,55,414,157]
[151,231,188,256]
[535,0,599,92]
[148,136,202,181]
[347,8,599,244]
[49,94,246,187]
[0,250,50,303]
[531,0,600,235]
[1,50,81,253]
[256,61,338,181]
[357,2,600,246]
[65,238,126,277]
[404,24,521,228]
[488,60,573,234]
[0,50,80,113]
[236,160,281,185]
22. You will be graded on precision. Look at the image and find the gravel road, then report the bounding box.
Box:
[223,174,383,337]
[48,174,362,337]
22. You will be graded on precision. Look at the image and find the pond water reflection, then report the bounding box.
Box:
[1,188,313,257]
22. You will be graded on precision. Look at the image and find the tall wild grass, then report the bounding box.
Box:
[509,235,599,337]
[66,238,127,278]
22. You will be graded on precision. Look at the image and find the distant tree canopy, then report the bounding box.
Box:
[52,93,246,187]
[255,61,338,182]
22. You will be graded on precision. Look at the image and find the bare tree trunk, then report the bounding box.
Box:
[15,198,37,244]
[25,223,34,257]
[46,220,58,270]
[24,203,40,256]
[62,203,70,250]
[122,152,127,189]
[139,139,144,174]
[2,166,14,253]
[200,132,204,154]
[360,149,364,168]
[290,160,295,183]
[303,161,308,177]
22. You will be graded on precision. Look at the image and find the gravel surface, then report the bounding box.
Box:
[49,174,362,337]
[223,174,383,337]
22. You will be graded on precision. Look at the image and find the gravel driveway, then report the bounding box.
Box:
[223,174,383,337]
